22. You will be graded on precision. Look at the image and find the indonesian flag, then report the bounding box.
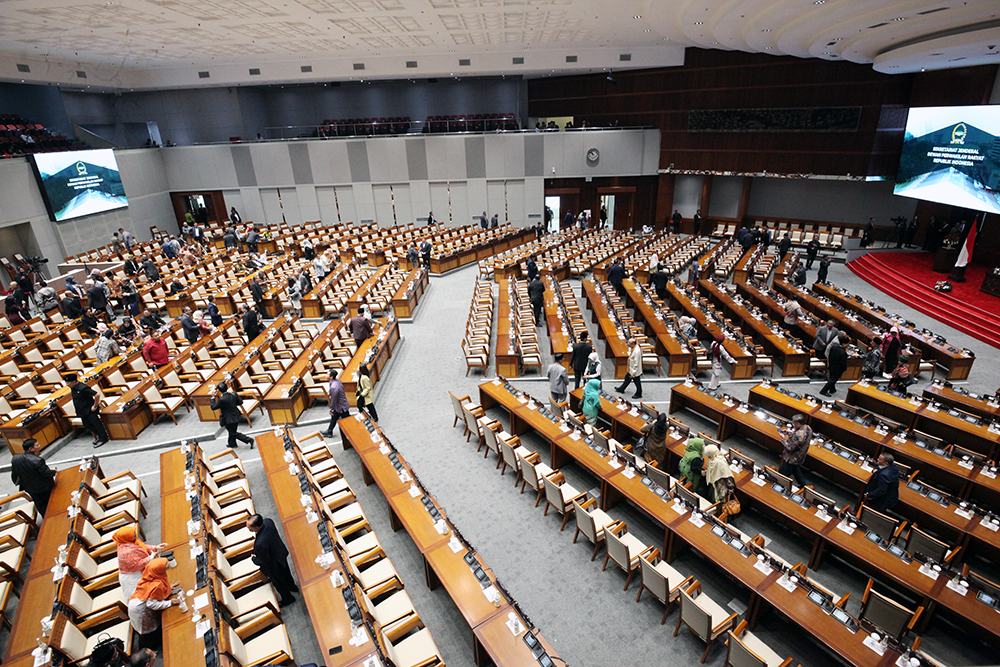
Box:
[955,216,978,268]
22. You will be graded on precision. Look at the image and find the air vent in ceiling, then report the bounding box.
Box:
[76,70,87,78]
[198,71,210,79]
[249,68,261,75]
[949,56,967,61]
[16,64,29,73]
[867,22,888,28]
[512,57,524,65]
[918,7,949,14]
[459,59,470,66]
[300,65,312,72]
[620,53,632,61]
[353,63,365,70]
[406,61,417,68]
[565,55,577,63]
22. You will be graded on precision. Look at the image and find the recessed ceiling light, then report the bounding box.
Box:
[762,29,771,32]
[814,1,825,4]
[644,29,650,32]
[893,16,905,21]
[695,21,703,25]
[764,46,771,50]
[633,15,641,19]
[713,42,719,45]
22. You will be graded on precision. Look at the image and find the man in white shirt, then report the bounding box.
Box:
[614,338,643,399]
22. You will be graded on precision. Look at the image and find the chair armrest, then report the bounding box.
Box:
[384,613,425,643]
[78,604,128,632]
[835,592,851,608]
[233,608,282,641]
[579,497,596,511]
[546,471,565,484]
[160,386,189,398]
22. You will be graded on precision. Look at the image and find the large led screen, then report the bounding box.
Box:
[894,105,1000,214]
[31,149,128,221]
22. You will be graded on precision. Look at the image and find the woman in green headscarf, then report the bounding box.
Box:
[581,378,602,424]
[678,437,706,496]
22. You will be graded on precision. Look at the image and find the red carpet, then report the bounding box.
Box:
[847,251,1000,349]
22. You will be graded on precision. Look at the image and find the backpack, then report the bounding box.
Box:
[88,635,126,667]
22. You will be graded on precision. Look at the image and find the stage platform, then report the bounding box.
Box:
[847,250,1000,349]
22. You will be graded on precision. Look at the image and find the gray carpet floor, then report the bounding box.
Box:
[1,252,997,667]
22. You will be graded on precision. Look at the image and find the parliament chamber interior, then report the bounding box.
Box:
[1,3,1000,667]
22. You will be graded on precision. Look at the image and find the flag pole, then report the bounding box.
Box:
[948,215,980,283]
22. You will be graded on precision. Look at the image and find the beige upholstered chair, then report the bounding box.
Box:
[376,624,444,667]
[571,497,616,561]
[223,622,294,666]
[674,580,738,663]
[517,449,553,505]
[636,548,694,624]
[603,522,654,590]
[724,620,793,667]
[541,471,587,531]
[48,612,132,665]
[58,576,128,629]
[216,578,281,625]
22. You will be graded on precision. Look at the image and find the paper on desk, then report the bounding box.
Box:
[946,579,969,596]
[608,458,622,469]
[506,616,524,636]
[348,626,370,647]
[491,379,501,385]
[862,635,886,656]
[835,522,855,535]
[570,431,582,440]
[399,471,411,483]
[689,513,705,528]
[408,484,421,498]
[189,545,204,559]
[193,593,209,610]
[671,501,688,518]
[736,406,749,413]
[518,397,528,404]
[955,507,974,520]
[958,460,975,469]
[981,519,999,532]
[622,467,636,479]
[196,620,210,639]
[559,424,570,432]
[449,536,463,553]
[379,443,390,455]
[32,647,50,667]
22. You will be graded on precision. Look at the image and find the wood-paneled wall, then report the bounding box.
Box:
[529,48,997,178]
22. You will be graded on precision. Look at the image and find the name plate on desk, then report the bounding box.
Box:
[518,397,528,404]
[835,522,855,536]
[917,564,939,580]
[981,469,997,479]
[820,407,833,414]
[569,431,582,440]
[622,467,636,479]
[736,406,749,414]
[379,444,390,455]
[946,579,969,596]
[958,460,975,470]
[955,507,973,520]
[776,575,797,593]
[925,404,939,413]
[670,501,688,517]
[751,476,766,486]
[408,484,421,498]
[689,513,705,528]
[981,519,999,532]
[815,509,832,523]
[805,400,818,408]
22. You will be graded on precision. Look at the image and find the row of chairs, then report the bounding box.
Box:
[508,279,543,375]
[285,431,446,667]
[463,278,493,376]
[595,280,661,377]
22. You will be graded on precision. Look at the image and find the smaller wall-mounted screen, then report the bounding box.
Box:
[31,149,128,221]
[894,105,1000,214]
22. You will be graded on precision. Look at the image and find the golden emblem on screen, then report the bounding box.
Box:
[76,161,87,175]
[950,123,967,145]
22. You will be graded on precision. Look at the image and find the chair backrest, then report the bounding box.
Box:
[861,589,913,639]
[572,500,597,542]
[215,578,239,615]
[860,505,897,541]
[605,527,631,571]
[68,542,98,578]
[483,424,499,454]
[225,625,249,666]
[462,405,481,436]
[65,578,94,615]
[214,550,234,579]
[639,554,668,601]
[518,451,540,487]
[51,614,89,661]
[499,438,519,470]
[726,631,768,667]
[542,474,565,509]
[679,587,711,640]
[905,526,948,562]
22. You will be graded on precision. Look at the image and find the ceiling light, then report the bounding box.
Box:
[762,29,771,32]
[814,1,825,4]
[695,21,703,25]
[633,15,641,19]
[764,46,771,50]
[644,29,650,32]
[893,16,905,21]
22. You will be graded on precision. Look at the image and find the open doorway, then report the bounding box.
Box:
[544,196,561,233]
[170,190,227,229]
[600,195,616,231]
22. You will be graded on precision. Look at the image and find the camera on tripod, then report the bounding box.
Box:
[24,256,48,269]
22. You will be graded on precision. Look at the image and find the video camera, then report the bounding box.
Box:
[23,256,49,269]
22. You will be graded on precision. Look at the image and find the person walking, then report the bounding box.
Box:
[864,453,900,511]
[320,370,351,438]
[779,414,811,487]
[687,261,701,286]
[805,238,821,270]
[583,351,602,385]
[816,256,831,283]
[247,514,299,606]
[778,233,792,260]
[242,304,263,343]
[180,306,200,344]
[649,264,669,300]
[581,378,602,424]
[528,275,545,326]
[349,307,378,348]
[210,381,254,449]
[862,337,882,380]
[68,374,109,447]
[546,354,569,404]
[608,259,626,298]
[614,338,643,399]
[250,275,268,318]
[709,334,735,391]
[356,365,378,422]
[819,334,848,396]
[526,255,538,282]
[10,438,55,514]
[570,332,592,390]
[812,320,839,360]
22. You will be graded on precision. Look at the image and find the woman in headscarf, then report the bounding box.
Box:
[678,437,706,496]
[128,558,179,649]
[583,351,602,384]
[881,327,901,375]
[581,378,602,424]
[114,526,165,601]
[887,355,913,394]
[703,443,736,503]
[640,413,669,468]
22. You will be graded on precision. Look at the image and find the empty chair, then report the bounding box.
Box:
[542,471,587,531]
[376,623,444,667]
[450,391,478,434]
[636,548,694,624]
[725,620,793,667]
[674,580,738,663]
[517,449,553,505]
[215,578,280,625]
[857,504,905,543]
[47,612,132,665]
[142,385,188,424]
[571,497,616,561]
[498,433,529,479]
[222,621,294,667]
[214,550,266,592]
[358,585,419,633]
[858,578,923,640]
[603,522,654,590]
[903,525,960,564]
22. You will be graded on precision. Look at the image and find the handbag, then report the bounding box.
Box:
[718,491,741,523]
[634,435,647,457]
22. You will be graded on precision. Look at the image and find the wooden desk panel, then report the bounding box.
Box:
[160,449,189,497]
[581,280,630,379]
[423,543,504,629]
[301,577,378,667]
[282,512,330,587]
[623,280,693,377]
[473,608,558,667]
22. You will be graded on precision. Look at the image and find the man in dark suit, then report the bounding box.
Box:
[139,309,165,334]
[210,381,253,449]
[527,275,545,326]
[865,453,900,511]
[180,307,200,343]
[67,373,109,447]
[11,439,56,514]
[249,275,268,318]
[242,305,263,343]
[570,331,592,390]
[671,209,682,234]
[526,255,538,282]
[608,259,626,298]
[246,514,298,606]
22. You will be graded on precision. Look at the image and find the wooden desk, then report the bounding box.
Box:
[390,267,428,318]
[923,383,1000,423]
[495,277,520,378]
[846,381,1000,460]
[622,280,693,376]
[667,282,756,379]
[301,577,377,667]
[472,607,560,667]
[3,468,85,662]
[580,279,630,379]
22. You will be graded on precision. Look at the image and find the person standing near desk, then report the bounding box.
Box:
[10,439,55,514]
[546,353,568,404]
[68,373,109,448]
[649,264,669,301]
[350,306,378,349]
[320,370,351,439]
[570,331,592,390]
[819,334,848,397]
[247,513,299,606]
[128,558,180,650]
[356,365,379,422]
[608,259,626,298]
[528,275,545,326]
[779,414,811,487]
[709,335,735,391]
[865,453,900,511]
[614,337,643,400]
[242,304,263,343]
[211,381,254,449]
[420,239,432,268]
